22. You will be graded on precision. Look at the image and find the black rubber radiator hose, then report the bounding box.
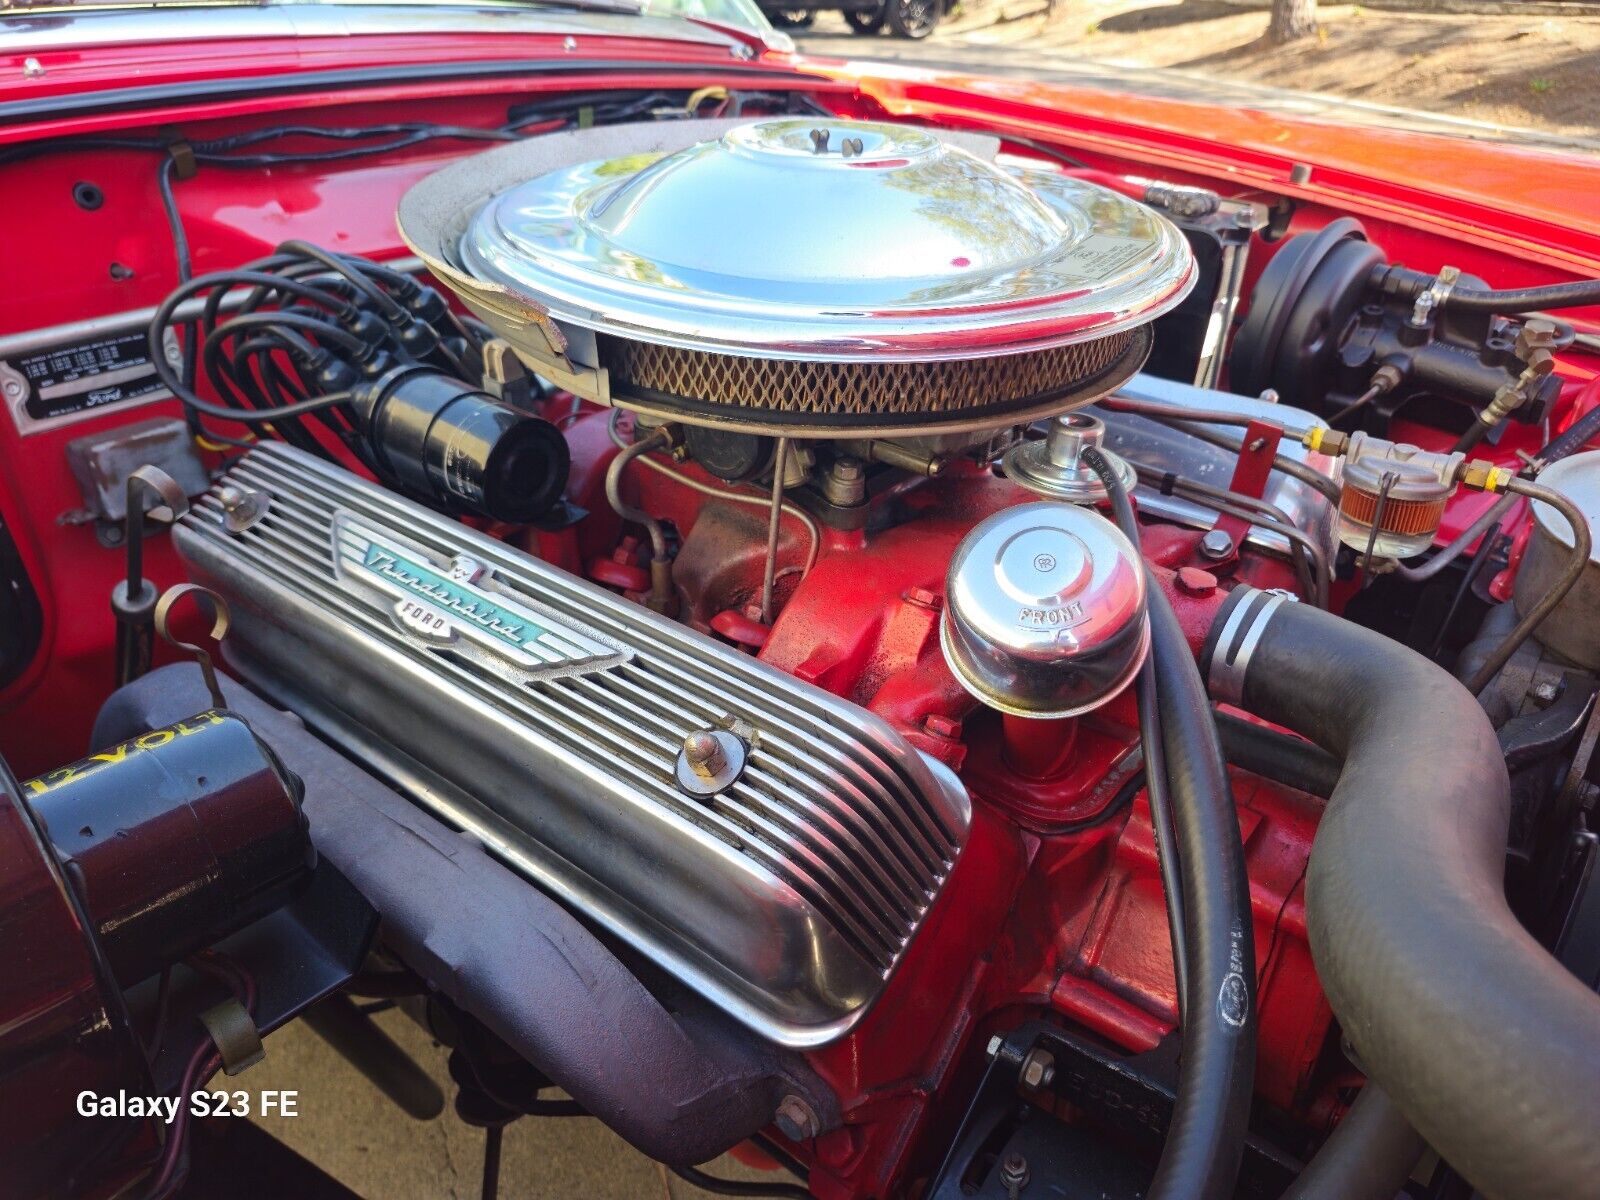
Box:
[1282,1085,1425,1200]
[1206,589,1600,1200]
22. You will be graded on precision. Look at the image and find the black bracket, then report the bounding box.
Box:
[927,1021,1302,1200]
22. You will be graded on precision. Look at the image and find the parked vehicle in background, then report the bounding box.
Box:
[760,0,942,37]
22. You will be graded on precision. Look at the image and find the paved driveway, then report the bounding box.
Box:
[243,1011,779,1199]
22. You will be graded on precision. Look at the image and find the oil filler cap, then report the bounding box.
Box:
[941,502,1149,718]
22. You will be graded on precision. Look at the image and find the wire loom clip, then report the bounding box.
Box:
[160,128,198,181]
[198,998,265,1076]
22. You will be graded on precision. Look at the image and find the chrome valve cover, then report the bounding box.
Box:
[173,444,969,1047]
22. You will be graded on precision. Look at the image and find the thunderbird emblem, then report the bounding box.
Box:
[331,514,626,679]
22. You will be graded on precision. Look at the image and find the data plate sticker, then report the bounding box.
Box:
[2,330,177,435]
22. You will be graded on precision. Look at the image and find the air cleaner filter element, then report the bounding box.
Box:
[399,118,1193,437]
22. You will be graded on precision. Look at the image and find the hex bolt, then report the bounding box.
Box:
[774,1095,819,1142]
[1531,679,1560,705]
[823,455,868,508]
[1200,528,1235,561]
[998,1152,1030,1198]
[1018,1048,1054,1091]
[674,728,747,798]
[1518,318,1558,357]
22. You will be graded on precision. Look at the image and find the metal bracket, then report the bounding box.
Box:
[154,583,232,710]
[512,327,613,408]
[481,338,536,409]
[1205,419,1283,572]
[929,1022,1300,1199]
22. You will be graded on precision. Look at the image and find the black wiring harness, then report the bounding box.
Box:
[148,241,574,523]
[147,240,485,460]
[12,87,826,484]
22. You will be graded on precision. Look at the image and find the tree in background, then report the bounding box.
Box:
[1268,0,1317,42]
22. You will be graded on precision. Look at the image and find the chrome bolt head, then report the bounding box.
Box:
[675,728,747,798]
[217,484,270,534]
[1200,528,1236,561]
[684,731,727,779]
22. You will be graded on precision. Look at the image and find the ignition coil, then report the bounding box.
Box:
[351,365,570,523]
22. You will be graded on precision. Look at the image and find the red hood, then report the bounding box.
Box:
[786,53,1600,277]
[0,7,1594,279]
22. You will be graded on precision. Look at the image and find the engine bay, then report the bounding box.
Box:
[2,75,1599,1200]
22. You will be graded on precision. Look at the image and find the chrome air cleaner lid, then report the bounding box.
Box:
[399,118,1193,436]
[457,118,1192,361]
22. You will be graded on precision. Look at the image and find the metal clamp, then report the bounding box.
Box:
[1207,588,1293,706]
[198,998,265,1076]
[1410,265,1460,327]
[154,583,232,710]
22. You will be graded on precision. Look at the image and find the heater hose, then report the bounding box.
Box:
[1086,448,1258,1200]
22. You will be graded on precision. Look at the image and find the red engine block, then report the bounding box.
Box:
[537,408,1339,1198]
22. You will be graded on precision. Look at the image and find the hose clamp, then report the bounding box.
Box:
[1208,588,1293,706]
[1410,264,1459,327]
